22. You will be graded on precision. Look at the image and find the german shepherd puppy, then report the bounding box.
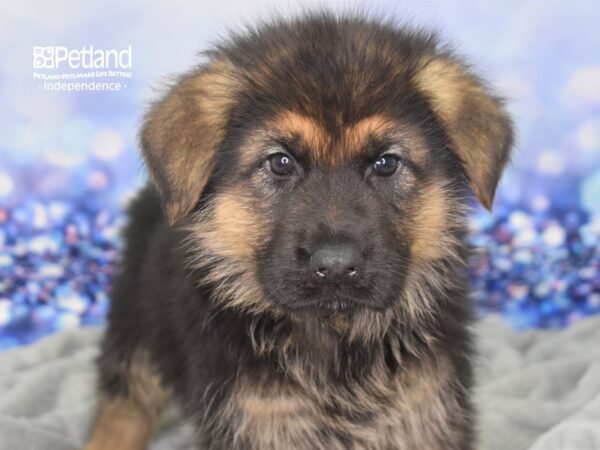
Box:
[85,12,513,450]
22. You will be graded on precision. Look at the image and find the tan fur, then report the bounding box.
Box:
[85,397,153,450]
[86,353,172,450]
[142,59,242,224]
[410,182,453,262]
[127,353,173,421]
[382,356,467,449]
[399,182,466,325]
[204,354,464,450]
[335,115,396,164]
[344,115,394,150]
[268,111,330,160]
[182,186,275,315]
[414,57,512,209]
[322,307,395,343]
[231,381,325,449]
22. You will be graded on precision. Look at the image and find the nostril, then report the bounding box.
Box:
[296,247,311,264]
[316,268,328,278]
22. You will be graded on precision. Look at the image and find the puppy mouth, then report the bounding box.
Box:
[315,299,356,311]
[282,295,379,313]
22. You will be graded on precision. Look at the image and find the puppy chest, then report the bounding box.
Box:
[214,356,464,450]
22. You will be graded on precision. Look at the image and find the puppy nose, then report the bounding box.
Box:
[310,243,362,281]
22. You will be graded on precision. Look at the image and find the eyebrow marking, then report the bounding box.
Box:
[270,111,328,143]
[344,115,395,152]
[267,112,398,165]
[240,111,430,171]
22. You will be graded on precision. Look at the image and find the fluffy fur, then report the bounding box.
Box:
[86,11,513,450]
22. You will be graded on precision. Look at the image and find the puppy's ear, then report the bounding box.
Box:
[140,61,240,224]
[415,57,514,210]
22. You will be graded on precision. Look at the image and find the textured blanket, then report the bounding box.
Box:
[1,315,599,450]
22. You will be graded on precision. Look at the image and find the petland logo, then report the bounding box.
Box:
[32,45,133,92]
[33,45,132,69]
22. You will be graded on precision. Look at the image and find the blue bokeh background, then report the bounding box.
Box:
[1,0,600,348]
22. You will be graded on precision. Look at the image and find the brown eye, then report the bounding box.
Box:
[268,153,296,176]
[372,154,399,176]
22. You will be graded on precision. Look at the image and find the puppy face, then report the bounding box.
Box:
[247,113,451,313]
[140,15,513,325]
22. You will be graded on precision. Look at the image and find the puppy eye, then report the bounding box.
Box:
[372,154,399,176]
[268,153,296,176]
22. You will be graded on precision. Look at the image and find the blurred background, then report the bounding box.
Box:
[1,0,599,349]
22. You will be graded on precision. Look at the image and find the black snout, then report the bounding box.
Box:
[310,243,363,282]
[258,169,408,312]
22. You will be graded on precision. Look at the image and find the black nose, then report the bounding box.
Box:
[310,243,363,281]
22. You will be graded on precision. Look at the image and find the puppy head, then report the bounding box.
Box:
[140,14,513,330]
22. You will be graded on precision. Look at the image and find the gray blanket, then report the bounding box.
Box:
[1,315,599,450]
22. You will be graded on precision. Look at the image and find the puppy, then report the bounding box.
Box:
[85,12,513,450]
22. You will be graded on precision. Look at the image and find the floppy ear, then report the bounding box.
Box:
[415,57,514,210]
[140,60,240,224]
